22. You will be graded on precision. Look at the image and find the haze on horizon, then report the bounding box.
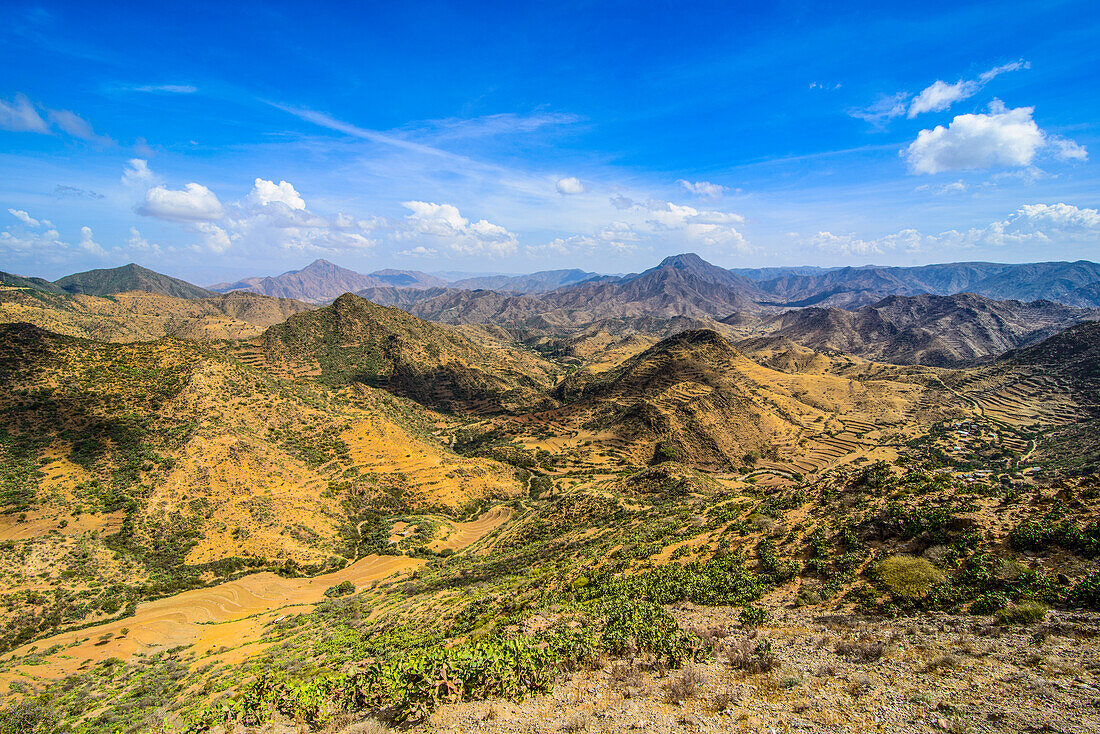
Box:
[1,0,1098,284]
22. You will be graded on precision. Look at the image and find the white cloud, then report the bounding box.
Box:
[556,176,586,195]
[916,180,968,195]
[978,59,1029,83]
[400,201,517,256]
[1049,136,1088,162]
[677,179,725,198]
[47,109,112,144]
[132,174,382,255]
[904,102,1045,174]
[396,246,439,257]
[0,226,66,256]
[122,158,158,187]
[907,60,1027,118]
[126,227,163,256]
[0,94,49,133]
[0,210,108,263]
[531,195,750,258]
[139,183,225,222]
[129,84,198,94]
[245,178,306,210]
[78,226,107,256]
[8,209,42,227]
[907,80,981,118]
[852,60,1029,126]
[806,203,1100,256]
[807,229,923,256]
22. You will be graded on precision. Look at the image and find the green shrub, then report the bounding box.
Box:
[878,555,944,600]
[188,638,557,729]
[324,580,355,598]
[584,556,764,607]
[1066,572,1100,609]
[0,698,55,734]
[995,601,1047,625]
[969,592,1008,615]
[599,599,699,665]
[738,605,768,627]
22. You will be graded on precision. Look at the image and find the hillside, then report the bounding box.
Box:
[754,293,1099,366]
[53,263,214,299]
[1003,318,1100,378]
[513,328,928,471]
[540,253,766,320]
[0,322,523,654]
[0,287,314,342]
[0,271,67,294]
[253,293,560,411]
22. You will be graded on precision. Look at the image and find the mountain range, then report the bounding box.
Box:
[4,253,1099,368]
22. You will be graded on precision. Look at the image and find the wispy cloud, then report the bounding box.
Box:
[122,84,198,94]
[0,93,111,144]
[851,60,1030,127]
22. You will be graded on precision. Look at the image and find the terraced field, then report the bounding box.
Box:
[0,554,424,691]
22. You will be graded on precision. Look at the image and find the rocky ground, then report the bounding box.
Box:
[228,606,1100,734]
[427,606,1100,734]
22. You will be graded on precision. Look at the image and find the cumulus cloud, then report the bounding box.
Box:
[122,158,158,188]
[246,179,306,210]
[396,246,439,257]
[0,209,99,263]
[400,201,517,256]
[806,203,1100,256]
[139,183,225,222]
[904,102,1045,174]
[78,226,107,256]
[905,101,1088,174]
[8,209,43,227]
[677,179,726,198]
[533,195,750,258]
[0,94,49,133]
[807,229,922,257]
[129,168,384,255]
[555,176,586,195]
[126,227,163,255]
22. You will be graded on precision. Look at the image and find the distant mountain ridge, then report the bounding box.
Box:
[450,268,599,293]
[743,293,1100,366]
[209,259,396,302]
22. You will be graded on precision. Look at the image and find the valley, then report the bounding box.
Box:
[0,256,1097,734]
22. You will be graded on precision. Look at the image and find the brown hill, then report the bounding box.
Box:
[543,328,921,471]
[0,287,314,342]
[253,294,560,412]
[0,322,522,650]
[754,293,1099,366]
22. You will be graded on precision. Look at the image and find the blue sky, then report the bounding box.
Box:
[1,0,1098,283]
